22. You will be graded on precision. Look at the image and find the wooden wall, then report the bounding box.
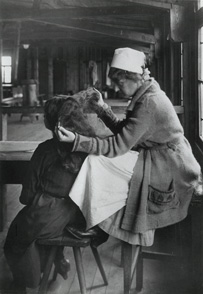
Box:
[4,43,116,100]
[3,32,182,105]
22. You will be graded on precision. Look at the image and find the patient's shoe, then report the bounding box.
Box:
[54,258,70,280]
[91,229,109,248]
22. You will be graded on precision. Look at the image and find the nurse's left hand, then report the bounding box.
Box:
[55,126,76,143]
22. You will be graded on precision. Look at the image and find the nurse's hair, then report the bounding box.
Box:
[108,67,144,84]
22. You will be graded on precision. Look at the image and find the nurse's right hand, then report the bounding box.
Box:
[55,126,76,143]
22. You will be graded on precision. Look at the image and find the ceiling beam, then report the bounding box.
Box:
[28,18,156,44]
[120,0,171,9]
[2,26,151,53]
[0,5,167,22]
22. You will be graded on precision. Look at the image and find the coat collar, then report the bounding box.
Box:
[127,78,156,111]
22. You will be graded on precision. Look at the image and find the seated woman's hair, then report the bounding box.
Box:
[56,97,96,173]
[44,97,69,131]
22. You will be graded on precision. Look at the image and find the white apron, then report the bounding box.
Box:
[69,151,155,246]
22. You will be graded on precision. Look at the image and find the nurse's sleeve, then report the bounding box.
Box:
[72,100,154,157]
[96,104,127,134]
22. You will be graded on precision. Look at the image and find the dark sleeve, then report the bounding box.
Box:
[19,144,46,205]
[96,105,127,134]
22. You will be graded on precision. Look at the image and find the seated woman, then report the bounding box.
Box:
[4,95,107,294]
[56,48,202,246]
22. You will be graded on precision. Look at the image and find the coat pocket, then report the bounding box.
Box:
[147,184,179,214]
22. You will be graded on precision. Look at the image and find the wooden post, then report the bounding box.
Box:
[48,48,54,99]
[0,30,7,141]
[0,34,3,102]
[0,182,7,232]
[66,47,70,93]
[34,46,39,97]
[13,22,21,83]
[0,25,8,231]
[26,48,32,80]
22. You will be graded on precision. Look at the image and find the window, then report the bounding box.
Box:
[198,27,203,138]
[1,56,12,84]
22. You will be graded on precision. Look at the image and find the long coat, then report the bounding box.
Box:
[71,78,201,233]
[4,139,83,288]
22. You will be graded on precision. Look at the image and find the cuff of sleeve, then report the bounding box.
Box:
[72,133,93,153]
[72,133,80,151]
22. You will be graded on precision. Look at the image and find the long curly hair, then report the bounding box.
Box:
[44,97,69,131]
[56,97,96,173]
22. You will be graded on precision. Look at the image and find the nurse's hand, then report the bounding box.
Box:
[87,88,105,112]
[92,88,105,107]
[55,126,75,143]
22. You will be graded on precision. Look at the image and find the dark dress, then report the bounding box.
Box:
[4,139,84,288]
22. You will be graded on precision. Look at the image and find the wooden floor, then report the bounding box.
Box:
[0,114,195,294]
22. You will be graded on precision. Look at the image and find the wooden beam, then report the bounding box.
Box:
[0,104,185,116]
[0,5,169,22]
[2,30,151,52]
[122,0,171,9]
[30,19,156,44]
[84,17,153,29]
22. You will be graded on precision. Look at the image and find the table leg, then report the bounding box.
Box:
[0,183,7,232]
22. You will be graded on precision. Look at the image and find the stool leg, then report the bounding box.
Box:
[52,266,58,281]
[136,247,143,292]
[123,242,132,294]
[73,247,87,294]
[38,246,58,294]
[90,246,108,285]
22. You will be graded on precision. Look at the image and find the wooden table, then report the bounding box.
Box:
[0,141,41,231]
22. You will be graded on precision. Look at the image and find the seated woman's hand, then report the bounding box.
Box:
[55,125,76,143]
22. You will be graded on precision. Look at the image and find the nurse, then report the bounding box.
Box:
[56,47,201,244]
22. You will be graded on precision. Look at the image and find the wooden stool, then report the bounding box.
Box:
[37,233,108,294]
[122,242,143,294]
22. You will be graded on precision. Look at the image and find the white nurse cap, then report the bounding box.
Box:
[110,47,146,74]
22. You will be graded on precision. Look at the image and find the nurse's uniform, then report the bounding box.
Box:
[69,151,155,246]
